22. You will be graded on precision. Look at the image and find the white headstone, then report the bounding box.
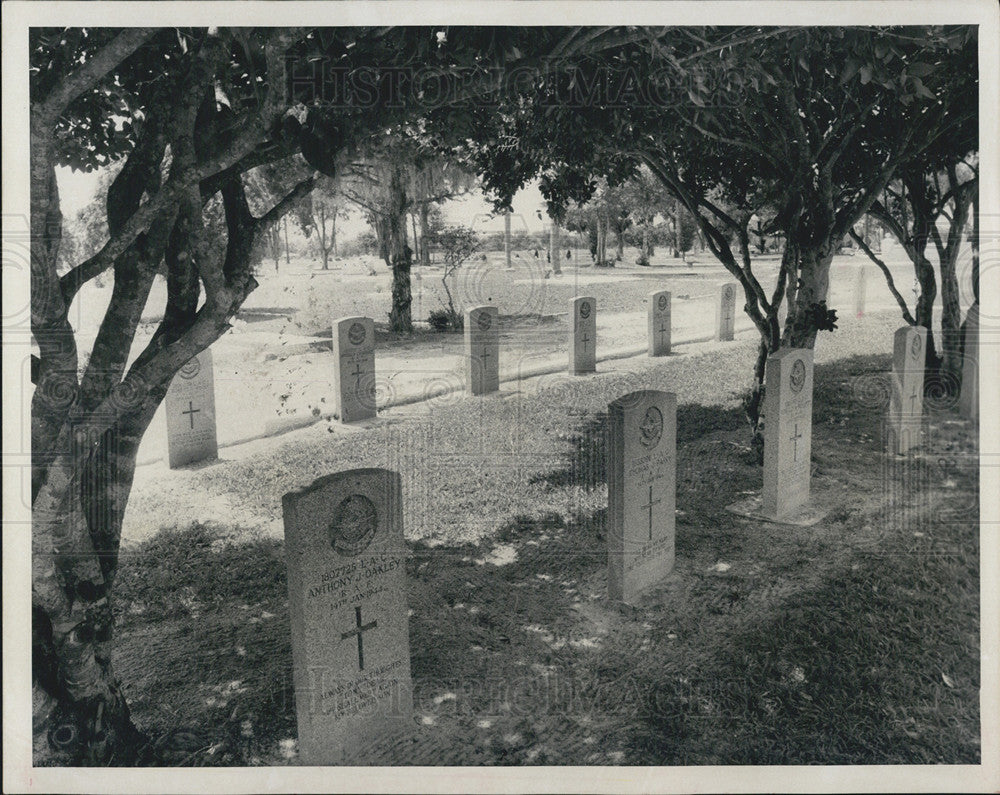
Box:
[165,349,218,468]
[464,305,499,395]
[283,468,412,765]
[888,325,926,455]
[959,305,979,422]
[854,264,868,318]
[607,390,677,604]
[717,282,737,341]
[569,296,597,375]
[648,290,671,357]
[333,316,376,423]
[762,348,814,518]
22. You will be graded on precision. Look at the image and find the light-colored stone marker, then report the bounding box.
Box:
[464,305,499,395]
[717,282,738,341]
[607,389,677,605]
[333,316,376,423]
[165,349,218,468]
[569,296,597,375]
[888,325,926,455]
[648,290,671,357]
[283,468,412,765]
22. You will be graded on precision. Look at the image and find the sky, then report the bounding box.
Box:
[56,165,556,242]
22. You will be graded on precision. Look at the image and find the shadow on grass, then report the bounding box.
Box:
[114,524,295,766]
[527,401,747,492]
[630,502,980,765]
[109,351,979,766]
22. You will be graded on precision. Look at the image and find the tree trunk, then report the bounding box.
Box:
[504,209,512,269]
[971,189,979,304]
[673,202,682,258]
[550,222,562,274]
[587,225,598,261]
[615,226,625,261]
[740,233,794,464]
[595,217,608,265]
[387,166,412,333]
[316,205,329,269]
[937,177,973,384]
[419,204,431,268]
[745,339,770,464]
[905,179,941,373]
[30,147,151,766]
[786,240,834,349]
[283,216,290,264]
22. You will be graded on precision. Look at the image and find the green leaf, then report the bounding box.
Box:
[859,65,873,85]
[907,62,934,77]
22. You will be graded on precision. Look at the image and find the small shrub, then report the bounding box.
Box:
[636,253,650,267]
[428,309,463,331]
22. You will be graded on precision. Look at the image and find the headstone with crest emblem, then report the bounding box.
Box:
[570,296,597,374]
[648,290,672,357]
[762,348,814,518]
[888,325,926,455]
[164,349,218,468]
[464,305,499,395]
[959,305,979,422]
[606,389,677,604]
[717,282,738,341]
[283,467,412,764]
[333,316,377,423]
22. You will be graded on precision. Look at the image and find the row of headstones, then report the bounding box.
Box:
[162,287,979,470]
[161,284,738,466]
[337,284,739,419]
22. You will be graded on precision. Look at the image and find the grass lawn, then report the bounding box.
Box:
[96,313,979,766]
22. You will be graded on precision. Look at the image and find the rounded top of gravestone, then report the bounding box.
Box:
[789,358,806,394]
[477,311,492,331]
[348,322,367,346]
[657,294,668,311]
[723,285,734,300]
[639,406,664,450]
[178,356,201,380]
[579,301,592,319]
[910,332,922,358]
[328,494,378,556]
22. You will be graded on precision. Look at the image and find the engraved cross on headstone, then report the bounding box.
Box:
[658,322,668,344]
[352,362,365,391]
[790,423,803,462]
[340,606,378,671]
[581,333,591,353]
[182,401,200,429]
[640,484,662,542]
[908,384,920,413]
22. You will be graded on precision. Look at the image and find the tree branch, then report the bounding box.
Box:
[256,175,316,228]
[36,28,158,125]
[849,228,916,325]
